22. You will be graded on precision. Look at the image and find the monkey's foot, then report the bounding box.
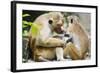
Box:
[38,56,51,62]
[57,58,66,61]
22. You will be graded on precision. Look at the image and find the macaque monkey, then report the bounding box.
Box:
[28,12,66,61]
[66,15,90,59]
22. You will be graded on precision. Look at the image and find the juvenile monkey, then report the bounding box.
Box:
[28,12,66,61]
[66,15,90,59]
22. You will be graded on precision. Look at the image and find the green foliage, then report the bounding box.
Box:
[22,21,33,28]
[22,14,41,37]
[22,14,41,62]
[22,14,30,17]
[30,23,41,37]
[22,14,32,36]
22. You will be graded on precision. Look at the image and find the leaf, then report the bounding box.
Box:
[22,14,30,17]
[23,30,28,36]
[28,22,33,26]
[22,21,29,25]
[22,21,33,26]
[22,25,27,28]
[31,23,41,36]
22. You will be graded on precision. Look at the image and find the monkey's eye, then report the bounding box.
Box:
[71,19,73,23]
[48,20,53,24]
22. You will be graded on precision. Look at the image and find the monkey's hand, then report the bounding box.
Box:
[46,38,65,46]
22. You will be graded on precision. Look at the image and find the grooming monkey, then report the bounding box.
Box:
[66,15,90,59]
[28,12,90,61]
[28,12,67,61]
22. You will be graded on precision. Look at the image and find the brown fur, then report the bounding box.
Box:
[28,12,66,61]
[67,15,90,59]
[28,13,90,61]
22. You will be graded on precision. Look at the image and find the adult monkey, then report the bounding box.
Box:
[66,15,91,59]
[28,12,66,61]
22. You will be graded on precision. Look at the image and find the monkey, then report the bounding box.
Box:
[28,12,90,62]
[66,15,91,59]
[28,12,67,62]
[32,29,74,62]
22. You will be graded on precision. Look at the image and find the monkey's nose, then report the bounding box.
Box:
[57,20,63,26]
[57,24,63,27]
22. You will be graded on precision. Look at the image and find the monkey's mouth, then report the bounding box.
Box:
[54,25,64,34]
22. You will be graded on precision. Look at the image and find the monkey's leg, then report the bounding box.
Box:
[34,47,56,62]
[64,42,81,60]
[80,49,90,59]
[81,41,91,59]
[56,47,65,61]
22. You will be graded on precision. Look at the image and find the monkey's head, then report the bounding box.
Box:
[67,15,79,25]
[33,12,65,34]
[67,15,80,32]
[47,12,64,34]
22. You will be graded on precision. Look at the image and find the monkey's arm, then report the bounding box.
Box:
[36,37,65,47]
[34,27,65,47]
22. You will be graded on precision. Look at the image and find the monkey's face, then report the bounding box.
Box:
[67,15,79,25]
[67,15,80,32]
[48,12,64,33]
